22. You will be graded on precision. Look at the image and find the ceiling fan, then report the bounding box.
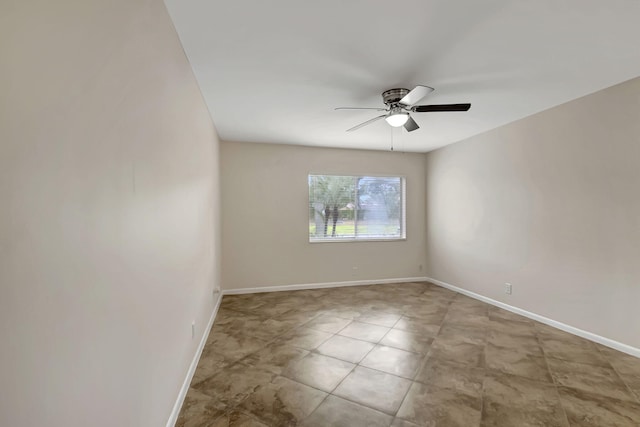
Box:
[336,85,471,132]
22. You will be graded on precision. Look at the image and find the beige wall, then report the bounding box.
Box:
[425,76,640,349]
[221,142,427,290]
[0,1,221,426]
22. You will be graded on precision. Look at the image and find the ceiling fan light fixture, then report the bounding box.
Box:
[385,111,409,127]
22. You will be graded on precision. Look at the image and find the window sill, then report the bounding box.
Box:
[309,237,407,244]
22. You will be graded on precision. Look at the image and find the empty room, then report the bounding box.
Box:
[2,1,639,426]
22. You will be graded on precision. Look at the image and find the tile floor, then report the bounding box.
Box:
[176,282,640,427]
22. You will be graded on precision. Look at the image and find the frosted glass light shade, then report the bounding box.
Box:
[385,112,409,127]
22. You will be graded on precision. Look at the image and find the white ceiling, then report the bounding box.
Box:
[163,0,640,152]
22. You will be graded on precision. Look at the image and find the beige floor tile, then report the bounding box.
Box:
[598,346,640,377]
[220,297,266,314]
[241,343,309,375]
[481,371,568,427]
[355,311,403,327]
[297,301,333,313]
[411,292,452,305]
[379,328,433,355]
[192,363,277,406]
[360,345,423,379]
[558,386,640,427]
[403,311,446,324]
[275,326,332,350]
[438,323,487,345]
[199,332,269,374]
[481,401,569,426]
[176,388,227,427]
[213,308,259,327]
[404,301,450,316]
[273,309,320,326]
[540,336,609,367]
[627,380,640,402]
[415,357,485,399]
[365,301,406,315]
[444,312,491,329]
[241,317,298,341]
[192,352,231,385]
[320,307,367,320]
[302,395,393,427]
[535,323,593,346]
[448,302,488,315]
[487,318,536,337]
[210,410,269,427]
[598,345,640,400]
[283,352,355,392]
[486,330,543,356]
[485,342,552,383]
[333,366,412,414]
[446,304,488,317]
[291,288,332,299]
[393,315,441,337]
[249,302,301,318]
[240,376,327,425]
[338,321,390,343]
[547,358,636,402]
[305,314,352,333]
[428,337,485,368]
[315,334,375,363]
[396,382,482,426]
[390,418,420,427]
[178,282,640,426]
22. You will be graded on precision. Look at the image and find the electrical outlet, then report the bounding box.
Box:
[419,264,423,271]
[505,283,512,295]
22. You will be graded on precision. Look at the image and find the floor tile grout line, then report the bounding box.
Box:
[327,387,404,418]
[359,349,426,381]
[291,349,416,416]
[204,314,327,386]
[376,328,434,356]
[535,327,572,427]
[343,362,418,387]
[594,344,640,405]
[299,389,332,425]
[388,377,417,419]
[315,326,427,372]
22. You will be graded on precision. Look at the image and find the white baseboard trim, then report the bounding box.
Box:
[222,277,430,295]
[426,277,640,359]
[166,291,223,427]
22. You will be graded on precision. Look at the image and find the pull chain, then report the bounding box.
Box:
[390,126,394,151]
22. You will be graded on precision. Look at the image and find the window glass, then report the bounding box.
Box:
[309,174,405,242]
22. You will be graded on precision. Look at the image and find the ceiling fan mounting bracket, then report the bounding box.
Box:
[382,88,410,106]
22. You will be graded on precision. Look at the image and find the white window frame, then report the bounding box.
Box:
[308,173,407,243]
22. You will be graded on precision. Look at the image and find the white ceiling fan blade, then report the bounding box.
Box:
[399,85,434,107]
[346,114,386,132]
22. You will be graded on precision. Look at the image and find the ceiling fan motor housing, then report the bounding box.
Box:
[382,88,410,106]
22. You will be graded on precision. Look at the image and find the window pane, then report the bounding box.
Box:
[309,175,356,239]
[357,176,402,239]
[309,174,404,242]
